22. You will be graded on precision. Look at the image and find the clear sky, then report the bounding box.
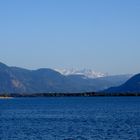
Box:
[0,0,140,75]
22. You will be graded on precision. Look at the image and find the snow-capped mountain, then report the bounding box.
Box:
[55,69,108,79]
[0,62,133,93]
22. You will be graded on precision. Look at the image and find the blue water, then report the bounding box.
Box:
[0,97,140,140]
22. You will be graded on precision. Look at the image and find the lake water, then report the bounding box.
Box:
[0,97,140,140]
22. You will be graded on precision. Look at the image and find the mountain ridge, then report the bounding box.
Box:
[103,73,140,93]
[0,62,133,94]
[55,68,107,79]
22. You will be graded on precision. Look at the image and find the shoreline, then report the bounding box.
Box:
[0,92,140,98]
[0,97,13,99]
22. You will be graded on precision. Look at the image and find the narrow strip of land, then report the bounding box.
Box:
[0,92,140,98]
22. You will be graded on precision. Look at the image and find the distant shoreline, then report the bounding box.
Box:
[0,92,140,98]
[0,96,13,99]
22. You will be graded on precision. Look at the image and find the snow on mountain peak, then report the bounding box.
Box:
[55,69,108,79]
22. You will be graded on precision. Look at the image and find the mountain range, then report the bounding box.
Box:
[0,62,133,94]
[55,69,107,79]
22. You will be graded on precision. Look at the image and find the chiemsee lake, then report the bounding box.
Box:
[0,97,140,140]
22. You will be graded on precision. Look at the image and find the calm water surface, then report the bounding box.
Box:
[0,97,140,140]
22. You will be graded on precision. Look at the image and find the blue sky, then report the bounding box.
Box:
[0,0,140,74]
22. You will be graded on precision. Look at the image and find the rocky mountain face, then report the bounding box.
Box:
[0,62,132,94]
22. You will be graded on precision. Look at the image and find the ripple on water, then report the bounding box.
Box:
[0,97,140,140]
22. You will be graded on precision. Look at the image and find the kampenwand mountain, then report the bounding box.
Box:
[0,62,132,94]
[104,73,140,94]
